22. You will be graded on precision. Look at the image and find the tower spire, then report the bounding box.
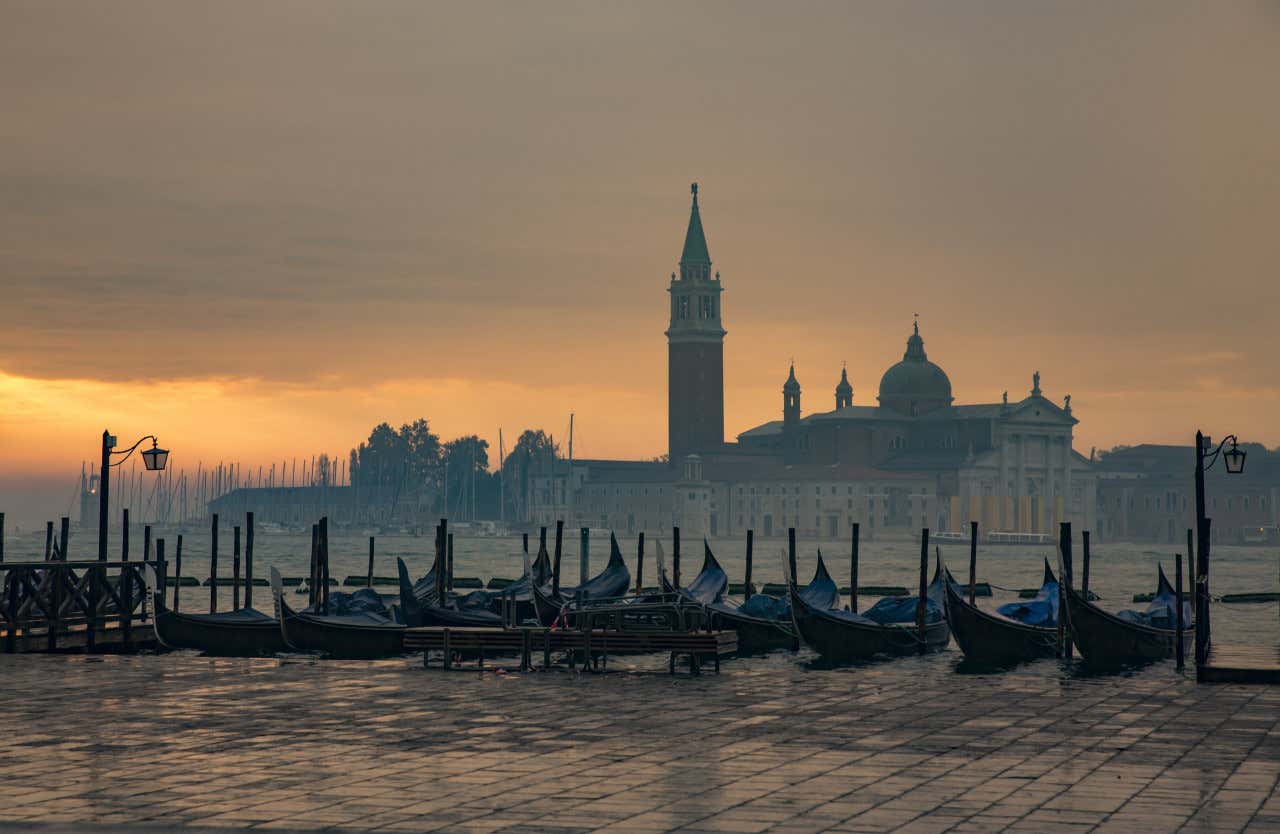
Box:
[667,183,725,463]
[679,182,711,271]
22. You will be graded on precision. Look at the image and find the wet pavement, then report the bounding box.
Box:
[0,651,1277,833]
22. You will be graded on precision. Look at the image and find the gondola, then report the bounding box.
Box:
[657,540,728,605]
[397,558,504,628]
[531,533,632,626]
[270,568,406,659]
[944,560,1058,666]
[708,551,841,653]
[1064,565,1191,667]
[788,558,949,662]
[146,566,286,656]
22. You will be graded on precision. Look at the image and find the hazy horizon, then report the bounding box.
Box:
[4,3,1279,526]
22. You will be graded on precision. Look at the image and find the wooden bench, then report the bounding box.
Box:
[404,626,737,674]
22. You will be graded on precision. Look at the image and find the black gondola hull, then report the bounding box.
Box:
[790,583,949,662]
[709,607,794,653]
[1064,584,1190,666]
[273,571,405,659]
[943,580,1056,666]
[153,606,286,656]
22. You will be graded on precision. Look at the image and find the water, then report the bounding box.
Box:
[9,527,1278,661]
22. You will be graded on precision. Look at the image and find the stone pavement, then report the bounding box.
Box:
[0,652,1276,833]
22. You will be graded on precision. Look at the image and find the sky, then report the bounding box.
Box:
[2,2,1279,524]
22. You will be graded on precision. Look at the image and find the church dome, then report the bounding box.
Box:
[877,322,953,415]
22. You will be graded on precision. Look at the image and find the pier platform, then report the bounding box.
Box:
[1201,641,1280,683]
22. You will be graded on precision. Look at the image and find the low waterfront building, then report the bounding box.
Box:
[1094,444,1280,544]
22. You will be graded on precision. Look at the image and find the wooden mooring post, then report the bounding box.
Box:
[309,523,320,607]
[0,511,4,563]
[433,522,445,603]
[44,522,53,561]
[635,532,645,593]
[59,517,69,561]
[244,512,254,609]
[232,526,241,610]
[173,535,184,611]
[209,513,219,613]
[1175,552,1185,669]
[446,532,454,592]
[850,523,859,613]
[672,526,681,590]
[580,527,590,585]
[552,520,564,597]
[121,509,132,649]
[367,536,375,587]
[1081,530,1091,599]
[319,517,330,615]
[156,538,166,613]
[1059,522,1073,660]
[968,521,979,605]
[743,529,754,601]
[917,528,929,652]
[787,527,797,589]
[1195,518,1212,675]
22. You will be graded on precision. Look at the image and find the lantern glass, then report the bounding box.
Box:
[142,446,169,471]
[1223,445,1246,475]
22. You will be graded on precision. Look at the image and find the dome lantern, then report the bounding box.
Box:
[876,320,953,416]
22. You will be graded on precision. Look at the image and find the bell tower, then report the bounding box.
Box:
[667,183,726,463]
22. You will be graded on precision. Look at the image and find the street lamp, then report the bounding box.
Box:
[97,430,169,562]
[1192,431,1246,673]
[141,440,169,472]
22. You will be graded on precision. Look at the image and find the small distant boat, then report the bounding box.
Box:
[985,532,1056,546]
[927,531,971,545]
[944,560,1059,666]
[789,558,949,662]
[147,567,286,656]
[270,568,405,659]
[1064,566,1191,667]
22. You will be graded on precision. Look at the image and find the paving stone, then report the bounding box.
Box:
[0,653,1276,834]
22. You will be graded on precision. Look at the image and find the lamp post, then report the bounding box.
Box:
[97,430,169,562]
[1193,431,1246,674]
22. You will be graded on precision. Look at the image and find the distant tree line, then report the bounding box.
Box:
[348,420,560,520]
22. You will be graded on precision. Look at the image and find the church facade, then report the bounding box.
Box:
[528,187,1096,539]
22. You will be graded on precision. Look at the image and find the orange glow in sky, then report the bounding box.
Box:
[2,3,1278,523]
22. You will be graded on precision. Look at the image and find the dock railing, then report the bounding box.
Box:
[0,559,161,653]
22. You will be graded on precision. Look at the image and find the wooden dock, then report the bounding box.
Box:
[404,626,738,674]
[1199,642,1280,684]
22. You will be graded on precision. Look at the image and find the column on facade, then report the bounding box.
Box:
[1042,434,1055,533]
[999,433,1010,531]
[1063,433,1073,528]
[1015,434,1026,533]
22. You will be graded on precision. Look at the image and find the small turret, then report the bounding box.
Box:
[835,365,853,409]
[783,363,801,425]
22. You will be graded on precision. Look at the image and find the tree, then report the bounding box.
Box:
[502,429,559,521]
[313,453,333,486]
[442,435,491,520]
[349,419,441,502]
